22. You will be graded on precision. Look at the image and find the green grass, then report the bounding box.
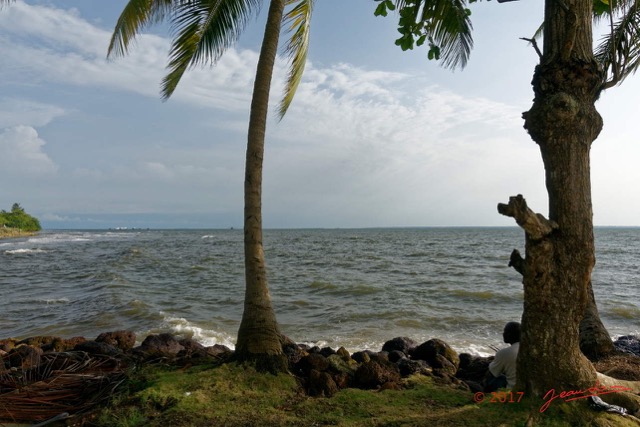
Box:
[92,363,638,427]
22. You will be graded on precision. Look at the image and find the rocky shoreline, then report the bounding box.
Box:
[1,331,639,424]
[0,228,37,239]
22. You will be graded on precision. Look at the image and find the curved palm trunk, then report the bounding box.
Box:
[235,0,288,372]
[501,0,604,395]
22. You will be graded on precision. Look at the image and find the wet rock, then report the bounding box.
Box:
[412,338,459,376]
[139,333,185,357]
[7,345,43,368]
[320,346,336,357]
[614,335,640,357]
[354,359,401,389]
[96,330,136,351]
[382,337,418,355]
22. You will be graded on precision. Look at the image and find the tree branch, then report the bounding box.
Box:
[508,249,525,276]
[520,37,542,59]
[497,194,558,240]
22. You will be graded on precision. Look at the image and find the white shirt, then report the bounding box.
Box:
[488,342,519,389]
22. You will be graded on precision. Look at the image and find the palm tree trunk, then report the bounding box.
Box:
[501,0,604,395]
[235,0,288,373]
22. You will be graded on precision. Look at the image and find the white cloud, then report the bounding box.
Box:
[0,99,66,128]
[0,125,58,176]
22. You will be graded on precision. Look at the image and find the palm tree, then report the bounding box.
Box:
[109,0,314,371]
[379,0,640,396]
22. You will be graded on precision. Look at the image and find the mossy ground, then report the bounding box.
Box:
[87,362,638,427]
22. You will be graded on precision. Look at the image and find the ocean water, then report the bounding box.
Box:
[0,228,638,357]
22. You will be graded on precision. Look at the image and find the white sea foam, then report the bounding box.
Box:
[4,248,47,254]
[43,298,70,304]
[201,235,215,239]
[150,314,236,349]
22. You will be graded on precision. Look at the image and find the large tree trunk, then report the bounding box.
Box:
[509,252,615,361]
[499,0,605,395]
[234,0,288,373]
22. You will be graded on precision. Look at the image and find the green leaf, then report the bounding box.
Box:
[417,34,427,46]
[374,2,388,16]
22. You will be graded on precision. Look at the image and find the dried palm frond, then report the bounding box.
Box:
[0,351,128,423]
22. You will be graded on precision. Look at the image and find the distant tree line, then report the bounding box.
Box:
[0,203,41,231]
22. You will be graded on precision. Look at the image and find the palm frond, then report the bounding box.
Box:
[161,0,261,99]
[108,0,173,58]
[278,0,314,119]
[595,1,640,88]
[420,0,474,69]
[390,0,473,70]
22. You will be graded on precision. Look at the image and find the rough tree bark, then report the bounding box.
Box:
[234,0,289,373]
[497,0,606,396]
[508,251,615,361]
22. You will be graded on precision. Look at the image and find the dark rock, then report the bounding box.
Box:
[307,369,339,397]
[320,346,336,358]
[333,371,352,389]
[7,345,43,368]
[18,336,60,348]
[177,338,207,358]
[397,357,431,377]
[336,347,351,362]
[388,350,405,364]
[96,330,136,351]
[456,353,492,383]
[140,333,185,357]
[382,337,418,355]
[327,354,357,376]
[412,338,459,376]
[294,353,330,376]
[74,340,122,356]
[206,344,233,360]
[42,336,86,352]
[352,350,376,364]
[614,335,640,357]
[354,359,401,389]
[307,346,321,354]
[283,341,307,366]
[297,343,312,352]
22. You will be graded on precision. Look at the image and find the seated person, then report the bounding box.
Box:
[484,321,520,392]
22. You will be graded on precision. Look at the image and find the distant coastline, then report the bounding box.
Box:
[0,227,38,240]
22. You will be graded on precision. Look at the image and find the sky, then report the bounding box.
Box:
[1,0,639,229]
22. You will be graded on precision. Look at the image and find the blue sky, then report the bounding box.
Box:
[1,0,639,229]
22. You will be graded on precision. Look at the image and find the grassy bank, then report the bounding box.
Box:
[91,363,638,427]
